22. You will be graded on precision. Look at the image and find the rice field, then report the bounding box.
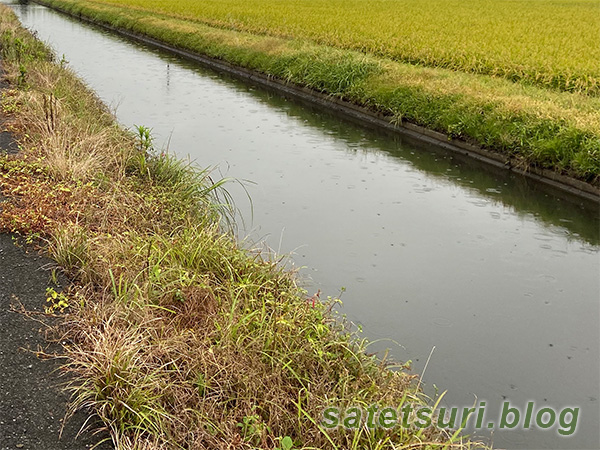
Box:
[92,0,600,95]
[36,0,600,181]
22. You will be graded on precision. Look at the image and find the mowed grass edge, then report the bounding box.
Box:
[0,6,488,450]
[36,0,600,186]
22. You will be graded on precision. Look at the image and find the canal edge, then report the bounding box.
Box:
[33,0,600,203]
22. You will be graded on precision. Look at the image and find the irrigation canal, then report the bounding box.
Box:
[2,1,599,448]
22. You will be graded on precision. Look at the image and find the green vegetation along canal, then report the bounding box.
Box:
[3,1,599,448]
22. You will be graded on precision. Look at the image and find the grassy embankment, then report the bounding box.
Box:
[0,6,485,450]
[37,0,600,186]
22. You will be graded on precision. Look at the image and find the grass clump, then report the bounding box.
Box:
[0,6,485,450]
[36,0,600,185]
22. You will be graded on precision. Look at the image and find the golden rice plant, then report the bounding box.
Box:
[92,0,600,95]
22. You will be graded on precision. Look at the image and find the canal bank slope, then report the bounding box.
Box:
[0,6,485,450]
[32,0,600,200]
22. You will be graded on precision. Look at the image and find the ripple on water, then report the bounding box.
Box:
[533,232,553,242]
[433,318,453,327]
[468,199,491,207]
[537,274,557,283]
[485,187,502,194]
[575,246,599,255]
[548,226,571,238]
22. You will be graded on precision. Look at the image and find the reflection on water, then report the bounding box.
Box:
[252,95,599,245]
[3,2,598,448]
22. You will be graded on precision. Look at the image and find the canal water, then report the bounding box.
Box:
[3,2,599,448]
